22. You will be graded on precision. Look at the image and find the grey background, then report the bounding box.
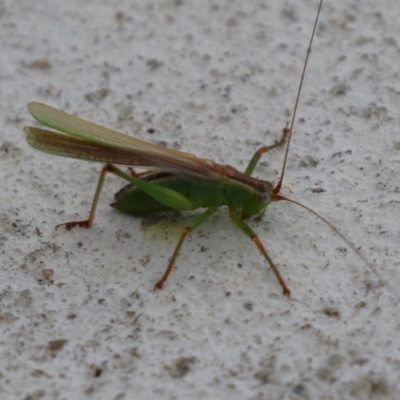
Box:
[1,0,399,399]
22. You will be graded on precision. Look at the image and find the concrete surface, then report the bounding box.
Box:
[0,0,399,399]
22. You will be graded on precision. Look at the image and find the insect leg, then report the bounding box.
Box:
[154,206,218,290]
[244,127,290,176]
[127,167,156,178]
[228,208,290,296]
[57,164,193,230]
[56,163,111,230]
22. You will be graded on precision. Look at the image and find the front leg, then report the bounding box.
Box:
[244,127,289,176]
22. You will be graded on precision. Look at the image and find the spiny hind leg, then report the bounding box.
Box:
[154,206,217,290]
[244,126,289,176]
[228,208,290,296]
[56,164,115,230]
[56,164,153,230]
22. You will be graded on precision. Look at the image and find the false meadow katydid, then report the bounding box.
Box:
[24,0,386,296]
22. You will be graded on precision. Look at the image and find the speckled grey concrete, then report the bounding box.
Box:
[1,0,399,399]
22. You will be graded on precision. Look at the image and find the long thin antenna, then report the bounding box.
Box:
[274,0,323,194]
[275,194,399,301]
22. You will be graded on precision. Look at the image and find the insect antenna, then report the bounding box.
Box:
[271,0,398,301]
[274,0,323,195]
[275,194,399,301]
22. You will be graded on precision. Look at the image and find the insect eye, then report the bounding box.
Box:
[260,192,271,205]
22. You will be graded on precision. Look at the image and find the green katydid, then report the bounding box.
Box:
[23,0,388,297]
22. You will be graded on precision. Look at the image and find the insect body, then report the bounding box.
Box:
[26,0,378,296]
[24,101,290,294]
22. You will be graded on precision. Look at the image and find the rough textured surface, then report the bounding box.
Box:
[1,0,399,399]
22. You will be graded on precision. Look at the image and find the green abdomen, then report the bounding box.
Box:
[111,172,226,215]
